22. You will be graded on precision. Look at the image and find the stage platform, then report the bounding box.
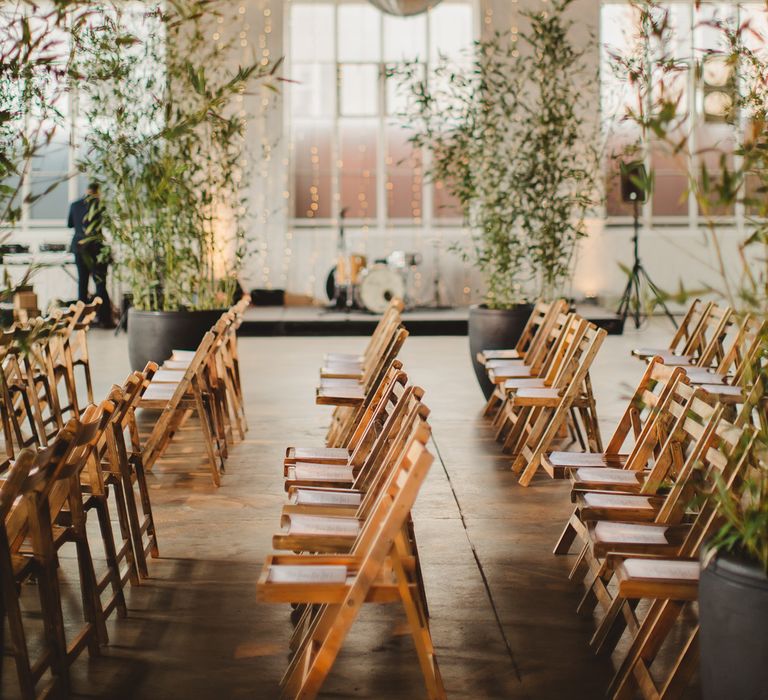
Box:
[240,304,625,336]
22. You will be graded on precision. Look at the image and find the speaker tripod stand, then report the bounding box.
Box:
[617,199,677,330]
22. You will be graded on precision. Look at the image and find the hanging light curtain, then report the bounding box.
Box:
[367,0,442,16]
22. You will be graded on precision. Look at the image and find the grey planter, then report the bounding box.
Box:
[468,303,533,400]
[699,550,768,700]
[127,308,225,371]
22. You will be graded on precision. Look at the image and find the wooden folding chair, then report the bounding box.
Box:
[641,302,733,368]
[570,401,739,606]
[285,363,407,470]
[278,384,426,541]
[491,313,582,443]
[153,316,235,460]
[321,298,404,372]
[477,298,568,365]
[683,313,766,388]
[631,298,709,360]
[605,436,755,700]
[2,414,110,699]
[168,309,248,440]
[586,420,752,655]
[321,301,405,381]
[101,365,160,579]
[482,308,574,417]
[12,321,66,447]
[319,328,409,449]
[0,331,45,454]
[257,422,445,700]
[1,445,72,700]
[542,359,687,478]
[139,332,225,485]
[66,297,101,406]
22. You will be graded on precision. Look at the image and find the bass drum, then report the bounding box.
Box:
[357,265,406,313]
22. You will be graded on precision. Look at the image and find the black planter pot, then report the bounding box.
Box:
[127,308,225,371]
[699,550,768,700]
[468,303,534,400]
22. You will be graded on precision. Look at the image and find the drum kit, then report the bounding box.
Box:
[326,208,424,313]
[326,250,422,313]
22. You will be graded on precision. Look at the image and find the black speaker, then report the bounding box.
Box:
[620,161,648,203]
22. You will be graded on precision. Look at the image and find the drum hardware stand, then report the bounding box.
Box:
[423,237,453,310]
[327,207,354,313]
[616,164,677,328]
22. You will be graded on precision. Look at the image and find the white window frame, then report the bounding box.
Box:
[285,0,478,232]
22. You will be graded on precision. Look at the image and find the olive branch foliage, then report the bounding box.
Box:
[610,0,768,570]
[395,0,599,309]
[75,1,281,311]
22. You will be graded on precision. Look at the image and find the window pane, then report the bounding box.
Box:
[383,14,426,62]
[293,121,333,219]
[290,3,335,62]
[338,4,380,62]
[386,62,423,116]
[651,146,689,216]
[340,64,379,116]
[30,137,69,173]
[434,180,461,219]
[429,3,473,63]
[29,176,70,220]
[386,121,421,220]
[290,63,336,117]
[340,119,377,219]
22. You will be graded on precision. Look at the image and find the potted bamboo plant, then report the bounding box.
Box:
[398,0,598,397]
[76,1,280,369]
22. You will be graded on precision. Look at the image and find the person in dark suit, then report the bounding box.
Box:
[67,182,115,328]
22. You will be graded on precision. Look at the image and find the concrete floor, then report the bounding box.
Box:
[3,319,700,699]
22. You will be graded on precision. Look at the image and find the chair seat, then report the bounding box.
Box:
[700,383,743,404]
[514,387,560,406]
[282,513,361,537]
[654,351,695,366]
[284,464,355,490]
[151,369,186,383]
[320,364,364,380]
[571,467,645,491]
[258,562,400,604]
[544,451,628,474]
[632,346,668,359]
[616,558,699,600]
[501,377,545,391]
[479,349,521,363]
[316,385,365,406]
[162,360,190,370]
[491,366,535,384]
[577,492,661,521]
[485,358,526,370]
[289,489,362,507]
[285,446,350,465]
[684,367,727,384]
[142,383,183,400]
[589,521,685,557]
[324,352,363,363]
[319,377,361,388]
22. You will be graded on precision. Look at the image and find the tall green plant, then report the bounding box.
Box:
[610,0,768,570]
[397,0,599,308]
[76,1,280,311]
